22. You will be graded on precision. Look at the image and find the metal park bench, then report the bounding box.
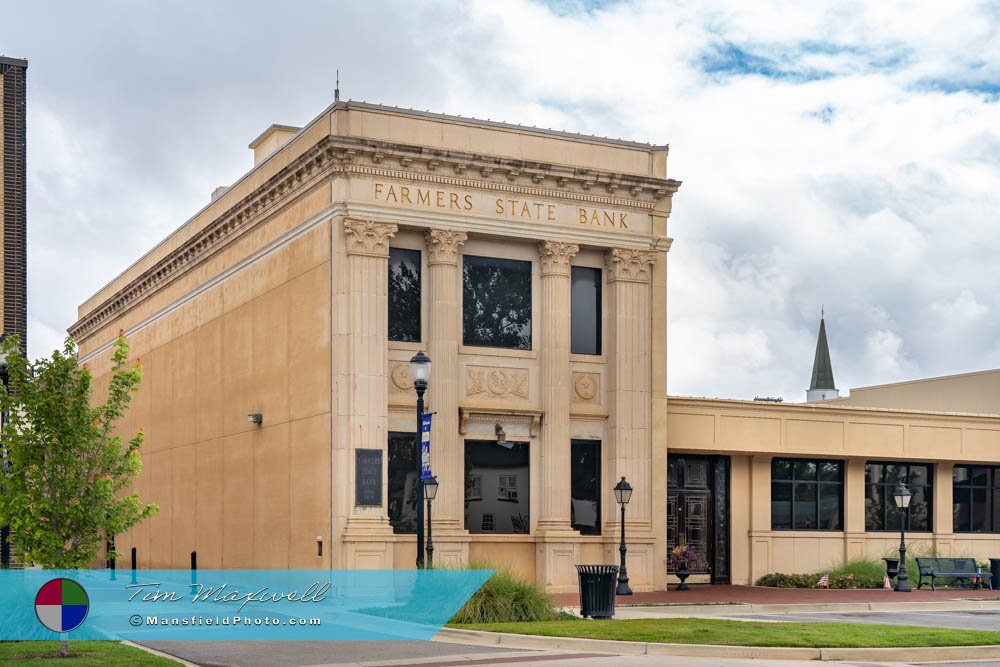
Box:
[915,557,992,590]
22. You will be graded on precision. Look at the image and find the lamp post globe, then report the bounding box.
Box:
[409,351,431,569]
[893,483,912,592]
[614,476,633,596]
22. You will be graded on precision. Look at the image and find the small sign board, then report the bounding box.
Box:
[420,413,433,479]
[355,449,382,506]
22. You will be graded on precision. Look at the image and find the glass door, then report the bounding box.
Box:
[667,455,730,583]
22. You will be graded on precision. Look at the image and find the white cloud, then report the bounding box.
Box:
[2,0,998,402]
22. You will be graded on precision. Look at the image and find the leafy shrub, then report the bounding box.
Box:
[828,572,883,589]
[756,558,913,589]
[450,565,566,624]
[754,573,818,588]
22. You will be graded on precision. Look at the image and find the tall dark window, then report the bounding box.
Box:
[954,466,1000,533]
[464,440,530,534]
[771,459,843,530]
[388,248,421,342]
[462,255,532,350]
[571,267,601,355]
[387,432,418,534]
[865,462,933,532]
[571,439,601,535]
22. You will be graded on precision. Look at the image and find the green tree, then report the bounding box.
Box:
[0,333,157,570]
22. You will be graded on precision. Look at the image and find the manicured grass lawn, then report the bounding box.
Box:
[451,618,1000,648]
[0,641,180,665]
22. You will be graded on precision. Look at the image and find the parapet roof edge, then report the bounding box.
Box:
[668,395,1000,420]
[845,367,1000,393]
[337,100,670,151]
[0,55,28,68]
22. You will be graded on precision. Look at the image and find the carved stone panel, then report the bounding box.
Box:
[389,362,414,394]
[572,372,600,404]
[466,366,529,401]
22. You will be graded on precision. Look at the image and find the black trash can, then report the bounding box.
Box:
[575,564,619,619]
[990,558,1000,591]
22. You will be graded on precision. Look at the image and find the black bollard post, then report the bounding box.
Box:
[191,551,197,586]
[107,537,117,581]
[131,546,137,585]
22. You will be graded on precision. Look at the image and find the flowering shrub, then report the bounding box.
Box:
[755,571,883,588]
[670,544,710,571]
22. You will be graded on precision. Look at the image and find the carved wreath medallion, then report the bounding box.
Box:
[466,367,529,400]
[573,372,599,403]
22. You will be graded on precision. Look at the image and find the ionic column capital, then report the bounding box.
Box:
[425,228,468,265]
[606,247,656,283]
[343,218,398,257]
[538,241,580,277]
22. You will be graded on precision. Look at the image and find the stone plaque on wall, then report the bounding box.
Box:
[355,449,383,507]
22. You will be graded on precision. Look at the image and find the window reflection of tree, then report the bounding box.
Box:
[388,432,418,534]
[462,256,532,350]
[865,462,933,532]
[389,249,421,342]
[571,440,601,535]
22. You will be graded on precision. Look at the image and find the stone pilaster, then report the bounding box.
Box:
[537,241,579,532]
[606,248,656,527]
[424,229,467,543]
[843,459,867,562]
[336,219,397,565]
[600,247,658,591]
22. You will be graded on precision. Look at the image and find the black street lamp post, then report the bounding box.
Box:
[423,475,438,568]
[409,351,431,570]
[614,476,633,596]
[893,483,912,593]
[0,333,9,570]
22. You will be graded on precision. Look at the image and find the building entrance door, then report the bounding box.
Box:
[667,455,730,584]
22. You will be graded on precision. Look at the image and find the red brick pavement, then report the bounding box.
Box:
[552,584,1000,607]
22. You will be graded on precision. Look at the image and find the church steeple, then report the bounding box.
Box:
[807,312,839,402]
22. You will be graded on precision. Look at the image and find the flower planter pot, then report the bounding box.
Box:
[676,567,691,591]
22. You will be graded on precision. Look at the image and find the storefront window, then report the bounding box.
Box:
[388,248,421,342]
[571,439,601,535]
[462,255,532,349]
[865,462,933,531]
[954,465,1000,533]
[464,440,530,534]
[771,458,843,530]
[571,267,601,355]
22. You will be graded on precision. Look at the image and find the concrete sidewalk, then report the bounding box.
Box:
[551,584,1000,608]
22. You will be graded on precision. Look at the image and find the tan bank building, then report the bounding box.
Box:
[71,101,1000,592]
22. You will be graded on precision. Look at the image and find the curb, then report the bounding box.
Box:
[569,598,1000,616]
[124,641,203,667]
[435,627,1000,662]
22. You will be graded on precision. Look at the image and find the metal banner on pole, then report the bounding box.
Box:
[420,413,432,480]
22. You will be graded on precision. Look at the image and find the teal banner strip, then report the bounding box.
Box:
[0,569,492,641]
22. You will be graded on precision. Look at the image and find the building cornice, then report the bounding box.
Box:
[70,134,680,342]
[667,396,1000,425]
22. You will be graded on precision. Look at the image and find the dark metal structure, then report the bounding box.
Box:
[1,56,27,346]
[0,55,27,570]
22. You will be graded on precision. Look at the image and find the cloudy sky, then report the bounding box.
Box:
[3,0,998,401]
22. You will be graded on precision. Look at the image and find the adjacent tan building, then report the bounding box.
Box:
[72,100,1000,591]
